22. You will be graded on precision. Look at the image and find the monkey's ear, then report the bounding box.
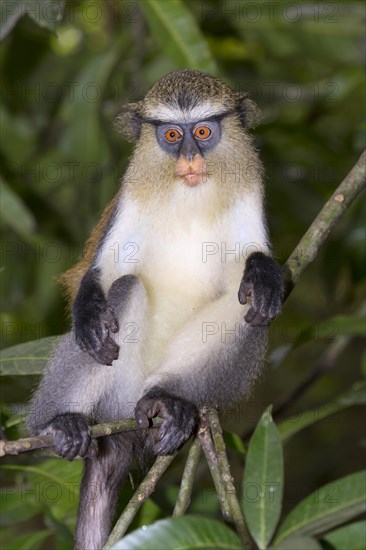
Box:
[236,94,261,130]
[114,102,143,142]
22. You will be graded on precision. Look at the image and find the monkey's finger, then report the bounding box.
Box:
[76,417,91,457]
[102,307,119,333]
[135,397,164,428]
[78,438,90,458]
[155,426,185,455]
[238,281,252,305]
[135,409,150,428]
[99,337,120,363]
[54,433,74,459]
[245,307,267,326]
[157,417,174,442]
[86,336,119,365]
[86,439,99,458]
[77,327,103,355]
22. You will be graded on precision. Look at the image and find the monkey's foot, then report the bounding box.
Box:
[135,389,198,455]
[42,413,90,460]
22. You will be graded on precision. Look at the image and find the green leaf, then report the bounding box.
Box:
[0,1,24,40]
[321,520,366,550]
[0,336,61,376]
[1,462,82,491]
[110,516,241,549]
[361,351,366,377]
[24,1,65,32]
[275,471,366,543]
[0,460,82,528]
[223,431,246,454]
[326,314,366,336]
[0,0,64,40]
[2,530,52,550]
[271,536,322,549]
[133,499,162,529]
[0,177,37,237]
[242,407,284,549]
[0,491,43,526]
[278,381,366,441]
[270,311,365,357]
[0,106,36,163]
[139,0,217,73]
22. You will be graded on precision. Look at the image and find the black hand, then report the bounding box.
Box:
[238,251,283,326]
[73,268,119,365]
[135,388,198,456]
[43,413,90,460]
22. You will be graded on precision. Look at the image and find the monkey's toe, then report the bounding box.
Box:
[154,422,195,455]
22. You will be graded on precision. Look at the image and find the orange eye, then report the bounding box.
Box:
[165,128,182,142]
[194,126,212,140]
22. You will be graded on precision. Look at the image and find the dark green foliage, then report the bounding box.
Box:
[0,1,365,548]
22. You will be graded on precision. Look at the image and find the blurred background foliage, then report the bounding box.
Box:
[0,0,365,548]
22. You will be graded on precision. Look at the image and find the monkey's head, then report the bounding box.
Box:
[115,70,261,195]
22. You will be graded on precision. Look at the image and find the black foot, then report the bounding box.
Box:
[42,413,90,460]
[135,388,198,456]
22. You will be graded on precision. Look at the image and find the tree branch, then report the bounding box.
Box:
[173,438,201,516]
[208,409,253,549]
[196,413,233,522]
[103,454,175,550]
[0,418,162,457]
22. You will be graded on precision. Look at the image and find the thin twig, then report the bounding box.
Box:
[208,409,253,549]
[173,438,202,516]
[0,418,162,457]
[197,414,233,522]
[103,455,175,549]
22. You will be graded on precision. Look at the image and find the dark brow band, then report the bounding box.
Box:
[140,110,236,126]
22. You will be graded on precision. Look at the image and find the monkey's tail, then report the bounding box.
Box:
[74,431,152,550]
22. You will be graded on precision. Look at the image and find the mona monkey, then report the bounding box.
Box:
[28,70,283,549]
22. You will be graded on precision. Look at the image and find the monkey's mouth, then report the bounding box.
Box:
[179,172,207,187]
[175,155,207,187]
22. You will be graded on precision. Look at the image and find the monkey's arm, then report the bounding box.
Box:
[26,333,99,459]
[73,268,119,365]
[238,251,283,325]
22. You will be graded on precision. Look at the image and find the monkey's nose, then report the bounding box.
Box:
[179,134,201,161]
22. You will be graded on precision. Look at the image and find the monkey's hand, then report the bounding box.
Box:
[73,269,120,365]
[135,388,198,456]
[238,251,283,326]
[41,413,91,461]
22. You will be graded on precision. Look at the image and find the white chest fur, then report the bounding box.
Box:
[97,180,268,365]
[99,180,268,294]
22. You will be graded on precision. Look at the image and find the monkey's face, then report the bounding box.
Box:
[153,119,221,187]
[117,70,261,203]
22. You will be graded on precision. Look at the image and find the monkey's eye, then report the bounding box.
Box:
[194,126,212,140]
[165,128,183,143]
